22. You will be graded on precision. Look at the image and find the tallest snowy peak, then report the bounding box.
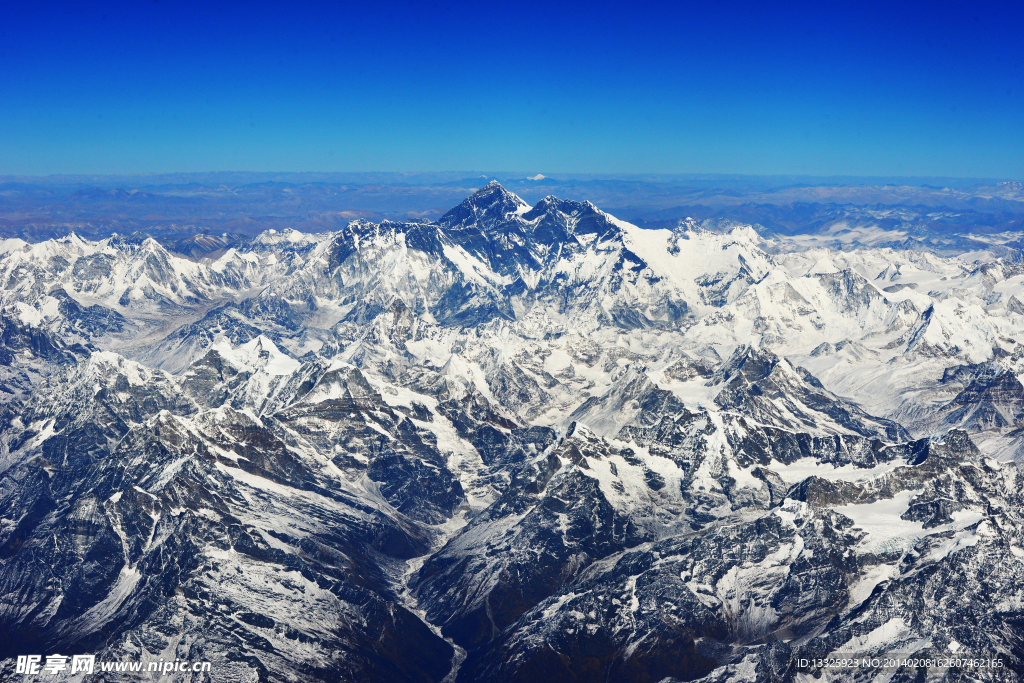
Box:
[465,180,527,207]
[438,181,531,231]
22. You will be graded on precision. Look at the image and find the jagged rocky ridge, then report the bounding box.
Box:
[0,183,1023,682]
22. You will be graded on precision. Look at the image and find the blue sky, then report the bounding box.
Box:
[1,0,1021,178]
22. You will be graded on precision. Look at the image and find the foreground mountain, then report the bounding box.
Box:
[1,183,1023,682]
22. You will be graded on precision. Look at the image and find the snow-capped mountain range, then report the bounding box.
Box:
[0,182,1021,682]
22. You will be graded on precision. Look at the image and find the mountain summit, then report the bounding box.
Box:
[437,180,531,231]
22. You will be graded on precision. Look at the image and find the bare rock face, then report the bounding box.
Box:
[710,345,910,442]
[1,184,1023,682]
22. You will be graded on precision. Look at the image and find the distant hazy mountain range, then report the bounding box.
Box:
[1,173,1021,258]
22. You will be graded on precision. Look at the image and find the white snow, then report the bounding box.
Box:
[767,458,905,485]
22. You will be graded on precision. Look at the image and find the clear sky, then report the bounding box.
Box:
[2,0,1021,178]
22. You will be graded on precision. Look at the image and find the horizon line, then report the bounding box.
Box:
[0,170,1018,185]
